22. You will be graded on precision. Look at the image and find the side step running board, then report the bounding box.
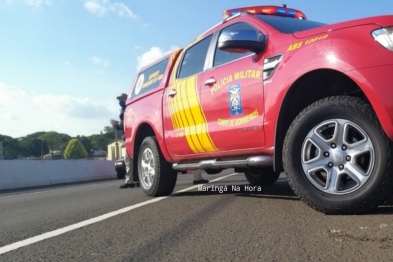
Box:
[172,156,273,171]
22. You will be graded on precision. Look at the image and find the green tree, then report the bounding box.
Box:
[38,131,71,159]
[102,126,117,143]
[0,135,20,159]
[75,136,92,156]
[18,134,49,158]
[103,126,113,134]
[87,126,117,152]
[58,133,72,151]
[88,134,107,151]
[63,138,88,159]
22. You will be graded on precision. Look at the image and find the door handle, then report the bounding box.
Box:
[204,78,216,86]
[168,90,177,97]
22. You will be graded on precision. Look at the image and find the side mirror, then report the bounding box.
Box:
[218,29,265,54]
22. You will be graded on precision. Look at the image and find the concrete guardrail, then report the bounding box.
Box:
[0,160,117,191]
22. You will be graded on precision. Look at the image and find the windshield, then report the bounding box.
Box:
[255,15,327,33]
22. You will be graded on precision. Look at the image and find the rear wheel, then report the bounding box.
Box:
[283,96,393,214]
[138,136,177,197]
[244,167,280,186]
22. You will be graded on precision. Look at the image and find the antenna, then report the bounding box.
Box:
[283,4,287,8]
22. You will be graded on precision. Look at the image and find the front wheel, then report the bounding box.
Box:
[137,136,177,197]
[283,96,393,215]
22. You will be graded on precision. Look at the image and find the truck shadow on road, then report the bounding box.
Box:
[175,179,299,201]
[368,197,393,215]
[174,179,393,215]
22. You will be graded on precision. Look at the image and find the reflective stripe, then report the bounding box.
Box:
[168,75,217,153]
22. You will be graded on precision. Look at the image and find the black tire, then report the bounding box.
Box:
[137,136,177,197]
[117,172,125,179]
[244,167,280,186]
[283,96,393,215]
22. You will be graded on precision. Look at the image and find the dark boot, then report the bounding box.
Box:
[128,182,140,188]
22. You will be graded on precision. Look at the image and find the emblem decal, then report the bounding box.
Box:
[134,73,144,95]
[228,83,243,116]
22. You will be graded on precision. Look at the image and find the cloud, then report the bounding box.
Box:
[31,94,113,119]
[90,55,110,69]
[24,0,51,6]
[84,0,137,19]
[6,0,52,7]
[84,0,106,16]
[109,2,135,19]
[0,82,119,138]
[136,46,179,70]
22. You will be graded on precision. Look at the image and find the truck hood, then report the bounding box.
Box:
[292,15,393,39]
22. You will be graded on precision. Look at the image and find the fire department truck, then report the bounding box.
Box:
[123,5,393,214]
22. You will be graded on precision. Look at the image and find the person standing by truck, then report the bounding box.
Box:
[113,92,207,187]
[111,93,140,189]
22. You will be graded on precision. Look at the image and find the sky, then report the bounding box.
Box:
[1,0,393,138]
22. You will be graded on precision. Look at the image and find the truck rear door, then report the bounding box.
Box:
[163,34,217,159]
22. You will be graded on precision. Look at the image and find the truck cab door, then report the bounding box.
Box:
[163,34,217,160]
[199,22,267,152]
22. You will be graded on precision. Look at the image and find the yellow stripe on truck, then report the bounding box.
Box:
[166,49,183,130]
[167,91,179,130]
[171,83,183,130]
[168,75,217,153]
[181,77,204,153]
[176,79,199,153]
[186,77,205,148]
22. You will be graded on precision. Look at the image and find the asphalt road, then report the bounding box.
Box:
[1,170,393,262]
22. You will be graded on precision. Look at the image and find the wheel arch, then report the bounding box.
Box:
[131,122,171,181]
[273,69,368,173]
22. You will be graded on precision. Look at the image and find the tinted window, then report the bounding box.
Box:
[130,57,169,99]
[178,35,213,79]
[256,15,326,33]
[213,23,262,67]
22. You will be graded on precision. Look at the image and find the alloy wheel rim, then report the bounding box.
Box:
[140,148,155,190]
[301,119,375,195]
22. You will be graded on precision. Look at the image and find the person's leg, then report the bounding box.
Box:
[193,169,209,185]
[120,153,139,189]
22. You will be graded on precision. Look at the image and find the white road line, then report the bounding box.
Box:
[0,173,238,255]
[0,180,120,199]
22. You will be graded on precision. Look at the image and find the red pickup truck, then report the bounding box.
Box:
[124,5,393,214]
